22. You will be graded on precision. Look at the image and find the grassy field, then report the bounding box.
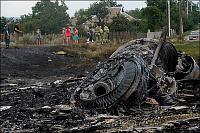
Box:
[173,41,199,61]
[167,25,199,40]
[64,39,199,67]
[65,42,123,67]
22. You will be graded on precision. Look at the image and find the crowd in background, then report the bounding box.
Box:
[62,27,79,45]
[4,20,42,48]
[87,25,109,44]
[4,20,79,48]
[5,20,110,48]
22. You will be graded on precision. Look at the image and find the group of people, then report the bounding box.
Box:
[4,20,23,49]
[4,21,110,48]
[87,25,109,44]
[62,27,78,45]
[4,20,42,48]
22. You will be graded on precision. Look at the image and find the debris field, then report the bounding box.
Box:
[1,35,200,132]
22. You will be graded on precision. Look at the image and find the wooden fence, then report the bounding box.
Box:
[109,32,147,41]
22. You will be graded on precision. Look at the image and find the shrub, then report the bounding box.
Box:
[19,33,36,45]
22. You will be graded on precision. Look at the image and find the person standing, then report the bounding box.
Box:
[87,28,90,43]
[4,20,11,49]
[99,26,103,44]
[74,28,78,44]
[70,28,74,43]
[95,25,100,43]
[62,27,66,45]
[66,27,71,45]
[89,27,94,44]
[103,25,109,43]
[14,22,23,47]
[36,28,41,45]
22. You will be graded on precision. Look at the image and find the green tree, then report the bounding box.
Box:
[0,16,7,34]
[106,0,122,7]
[20,15,30,32]
[88,2,110,26]
[129,19,148,33]
[109,13,130,32]
[145,0,199,32]
[75,9,92,26]
[146,0,167,12]
[32,0,70,34]
[141,6,161,32]
[76,16,89,26]
[126,8,142,19]
[75,1,110,27]
[0,17,17,34]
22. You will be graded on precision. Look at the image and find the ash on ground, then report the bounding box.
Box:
[1,45,199,133]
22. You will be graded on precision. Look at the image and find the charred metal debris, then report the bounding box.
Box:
[71,26,199,112]
[1,26,200,132]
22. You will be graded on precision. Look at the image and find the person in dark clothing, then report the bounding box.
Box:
[89,27,94,44]
[4,20,11,48]
[14,22,23,47]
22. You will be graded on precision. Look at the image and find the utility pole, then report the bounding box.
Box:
[168,0,171,36]
[187,0,188,18]
[179,0,183,41]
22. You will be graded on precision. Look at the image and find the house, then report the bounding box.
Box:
[83,7,136,28]
[70,17,78,27]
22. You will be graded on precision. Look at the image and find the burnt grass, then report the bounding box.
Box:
[0,45,93,78]
[0,45,200,132]
[0,45,93,132]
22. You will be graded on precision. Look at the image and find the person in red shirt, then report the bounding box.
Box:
[66,27,71,45]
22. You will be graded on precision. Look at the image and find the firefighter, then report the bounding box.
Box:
[99,26,103,44]
[103,25,109,43]
[95,25,100,43]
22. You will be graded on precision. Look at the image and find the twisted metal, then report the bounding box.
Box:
[71,38,179,110]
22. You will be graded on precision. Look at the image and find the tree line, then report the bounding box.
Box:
[1,0,69,35]
[1,0,199,35]
[126,0,199,32]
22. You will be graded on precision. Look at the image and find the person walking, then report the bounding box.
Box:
[36,28,41,45]
[14,22,23,48]
[66,27,71,45]
[4,20,11,49]
[74,28,78,44]
[62,27,65,45]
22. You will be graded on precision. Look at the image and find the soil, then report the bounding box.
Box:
[0,45,200,132]
[1,45,93,79]
[0,45,93,132]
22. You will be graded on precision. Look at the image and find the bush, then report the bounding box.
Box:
[19,33,36,44]
[9,33,63,45]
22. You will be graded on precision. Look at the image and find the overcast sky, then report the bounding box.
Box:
[1,1,147,18]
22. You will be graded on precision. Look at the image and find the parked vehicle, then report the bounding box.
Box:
[189,30,200,40]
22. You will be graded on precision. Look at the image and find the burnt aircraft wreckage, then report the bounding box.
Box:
[70,26,199,111]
